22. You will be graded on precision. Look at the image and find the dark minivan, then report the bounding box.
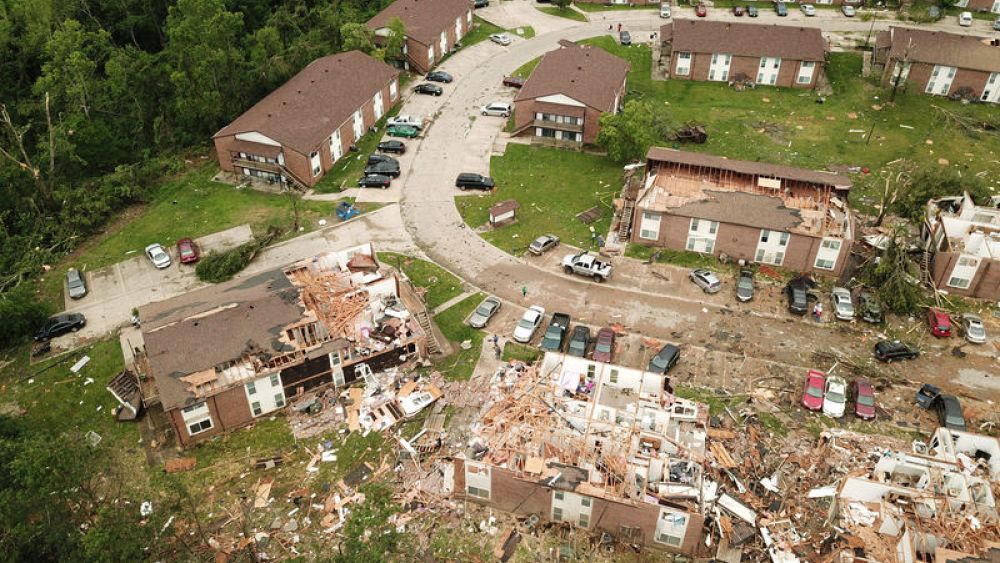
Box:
[647,344,680,374]
[935,394,967,431]
[455,173,495,191]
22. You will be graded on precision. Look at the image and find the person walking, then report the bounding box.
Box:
[617,23,622,33]
[521,285,527,298]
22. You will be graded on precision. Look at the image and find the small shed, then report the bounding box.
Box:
[489,200,520,227]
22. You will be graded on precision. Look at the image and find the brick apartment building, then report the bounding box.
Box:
[874,27,1000,104]
[368,0,472,74]
[660,20,826,89]
[963,0,1000,14]
[923,192,1000,301]
[212,51,399,190]
[630,148,855,276]
[512,40,630,145]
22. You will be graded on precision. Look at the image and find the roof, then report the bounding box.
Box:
[367,0,470,46]
[670,190,804,232]
[213,51,399,155]
[515,41,631,112]
[881,26,1000,74]
[646,147,852,189]
[663,19,826,62]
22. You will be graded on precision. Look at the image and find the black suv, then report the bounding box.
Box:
[377,140,405,154]
[783,276,817,315]
[873,340,919,362]
[367,154,398,166]
[455,173,495,191]
[567,325,590,358]
[414,83,443,96]
[358,174,391,188]
[34,313,86,341]
[647,344,680,374]
[935,394,967,431]
[364,160,400,178]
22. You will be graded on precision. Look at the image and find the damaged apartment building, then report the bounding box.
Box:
[450,352,711,555]
[133,243,429,447]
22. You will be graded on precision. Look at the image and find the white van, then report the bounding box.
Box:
[660,3,671,17]
[958,11,973,26]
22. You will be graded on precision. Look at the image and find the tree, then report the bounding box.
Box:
[341,22,376,55]
[553,0,572,9]
[383,17,406,63]
[873,160,914,228]
[0,95,59,210]
[33,19,112,121]
[596,100,656,163]
[860,227,922,314]
[891,166,989,222]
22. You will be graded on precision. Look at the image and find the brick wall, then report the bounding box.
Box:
[403,9,470,73]
[931,252,1000,301]
[880,60,992,100]
[673,52,820,88]
[170,385,253,447]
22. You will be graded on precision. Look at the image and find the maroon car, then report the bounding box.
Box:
[593,327,616,363]
[695,3,708,16]
[732,5,744,15]
[176,238,200,264]
[802,369,825,411]
[853,378,876,420]
[502,76,526,88]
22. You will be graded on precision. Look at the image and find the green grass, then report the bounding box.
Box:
[573,1,658,11]
[537,6,589,20]
[457,144,621,254]
[378,252,464,310]
[313,103,405,194]
[501,341,541,364]
[626,244,719,269]
[674,385,746,417]
[462,17,536,48]
[511,56,542,79]
[432,293,486,381]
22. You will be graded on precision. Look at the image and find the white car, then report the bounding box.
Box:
[962,313,987,344]
[659,4,671,17]
[831,287,855,321]
[841,5,855,16]
[386,114,423,130]
[490,33,512,46]
[958,11,973,26]
[800,4,816,16]
[480,102,512,117]
[145,243,172,269]
[822,376,847,418]
[513,305,545,343]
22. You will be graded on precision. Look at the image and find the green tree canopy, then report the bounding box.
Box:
[596,100,656,163]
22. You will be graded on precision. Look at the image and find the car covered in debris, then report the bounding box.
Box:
[927,308,952,338]
[689,269,722,293]
[802,369,826,411]
[735,269,754,302]
[567,325,590,357]
[540,313,571,352]
[961,313,987,344]
[852,378,876,420]
[593,327,616,363]
[467,296,502,328]
[823,376,848,418]
[513,305,545,343]
[831,287,854,321]
[858,288,882,324]
[528,234,559,255]
[873,340,919,362]
[916,383,941,409]
[561,252,613,282]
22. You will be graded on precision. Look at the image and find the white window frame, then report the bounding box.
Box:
[757,57,781,86]
[814,238,842,270]
[655,510,689,547]
[181,402,214,436]
[373,91,384,120]
[947,255,980,289]
[925,65,956,96]
[640,211,661,240]
[330,129,343,162]
[708,53,731,82]
[797,61,816,85]
[389,80,398,101]
[310,151,321,177]
[674,52,692,76]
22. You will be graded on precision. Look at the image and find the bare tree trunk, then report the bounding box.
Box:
[0,97,58,210]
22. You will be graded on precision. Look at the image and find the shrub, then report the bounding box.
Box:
[0,285,53,349]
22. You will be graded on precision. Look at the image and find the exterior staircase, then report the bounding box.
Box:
[415,311,442,355]
[231,157,309,192]
[618,197,634,241]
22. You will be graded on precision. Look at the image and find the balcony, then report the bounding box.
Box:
[530,119,584,133]
[232,157,283,174]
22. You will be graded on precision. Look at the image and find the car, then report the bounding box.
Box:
[33,313,86,341]
[425,71,453,83]
[994,16,1000,31]
[66,268,87,299]
[659,4,671,17]
[377,140,406,154]
[176,238,200,264]
[962,313,987,344]
[562,252,613,282]
[540,313,571,352]
[468,296,502,328]
[800,4,815,16]
[593,327,616,363]
[858,289,882,324]
[935,394,967,431]
[802,369,825,411]
[619,31,631,45]
[513,306,545,343]
[647,344,680,374]
[958,11,973,27]
[145,243,171,269]
[873,340,919,362]
[916,383,941,409]
[735,269,754,302]
[823,376,847,418]
[386,115,423,130]
[364,161,400,178]
[831,287,854,321]
[414,83,443,96]
[387,124,419,138]
[367,154,398,166]
[490,33,512,46]
[528,234,559,255]
[474,0,489,7]
[567,325,591,358]
[455,173,495,191]
[695,3,707,17]
[853,379,876,421]
[775,1,787,16]
[927,308,952,338]
[689,269,721,293]
[841,5,856,16]
[358,174,391,189]
[784,276,817,315]
[481,102,512,117]
[502,76,526,88]
[732,5,744,16]
[746,5,758,16]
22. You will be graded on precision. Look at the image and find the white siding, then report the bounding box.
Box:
[244,373,287,417]
[686,218,718,253]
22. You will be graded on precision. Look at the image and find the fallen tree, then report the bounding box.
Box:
[195,226,283,283]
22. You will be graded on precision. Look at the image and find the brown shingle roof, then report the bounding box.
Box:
[663,19,826,62]
[367,0,470,46]
[515,41,630,112]
[670,190,804,232]
[213,51,398,155]
[646,147,852,190]
[882,26,1000,74]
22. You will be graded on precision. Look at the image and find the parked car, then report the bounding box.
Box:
[852,378,876,421]
[33,313,86,341]
[775,1,788,16]
[689,269,721,293]
[64,268,87,299]
[927,308,952,338]
[958,11,973,26]
[474,0,489,7]
[647,344,680,374]
[426,71,453,83]
[831,287,854,321]
[414,83,443,96]
[528,234,559,255]
[916,383,941,409]
[387,114,423,130]
[732,5,744,16]
[994,16,1000,31]
[841,5,856,16]
[387,124,419,138]
[513,306,545,343]
[935,394,967,431]
[802,369,826,411]
[541,313,571,352]
[619,31,631,45]
[746,5,758,16]
[468,296,502,328]
[367,154,398,166]
[145,243,171,269]
[593,327,616,363]
[800,4,816,16]
[490,33,512,46]
[735,269,754,302]
[823,376,847,418]
[858,288,883,324]
[377,140,406,154]
[567,325,591,358]
[784,275,817,315]
[873,340,919,362]
[562,252,613,282]
[962,313,987,344]
[176,238,200,264]
[455,172,495,191]
[480,102,512,117]
[695,3,707,16]
[364,160,400,178]
[659,3,671,17]
[502,76,526,88]
[358,174,391,189]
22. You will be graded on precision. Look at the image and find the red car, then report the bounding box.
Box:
[695,3,708,16]
[802,369,826,411]
[852,378,876,420]
[593,327,616,363]
[502,76,526,88]
[176,238,200,264]
[927,308,952,338]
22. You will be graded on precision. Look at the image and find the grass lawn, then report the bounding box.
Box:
[462,17,536,48]
[625,243,719,269]
[432,293,486,381]
[313,102,406,194]
[501,341,541,364]
[537,6,589,20]
[573,1,658,11]
[457,144,621,254]
[378,252,465,310]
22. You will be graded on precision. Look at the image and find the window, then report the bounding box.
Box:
[779,232,789,246]
[690,218,699,232]
[553,507,564,522]
[640,212,661,240]
[270,374,280,387]
[538,128,557,138]
[246,382,257,395]
[797,61,816,85]
[183,402,208,416]
[971,212,996,224]
[587,365,596,380]
[579,514,590,528]
[708,222,717,234]
[674,52,691,76]
[609,370,618,384]
[581,497,591,508]
[389,81,398,101]
[755,249,765,262]
[274,393,285,408]
[310,151,321,176]
[188,418,213,435]
[467,486,489,499]
[655,512,689,547]
[760,230,770,243]
[252,401,262,416]
[555,491,565,501]
[948,276,971,289]
[822,239,841,250]
[816,257,835,270]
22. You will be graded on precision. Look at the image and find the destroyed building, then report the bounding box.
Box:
[133,243,430,447]
[923,192,1000,301]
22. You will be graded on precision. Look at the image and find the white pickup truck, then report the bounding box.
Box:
[387,114,424,130]
[561,252,613,282]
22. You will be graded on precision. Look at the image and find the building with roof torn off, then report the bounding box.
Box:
[629,147,855,276]
[448,353,711,554]
[922,192,1000,301]
[133,243,429,447]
